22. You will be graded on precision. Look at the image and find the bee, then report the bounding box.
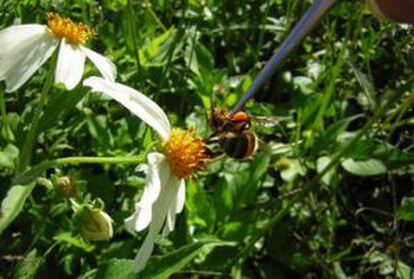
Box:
[208,107,286,160]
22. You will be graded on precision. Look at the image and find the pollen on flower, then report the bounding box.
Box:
[46,13,94,45]
[164,128,208,179]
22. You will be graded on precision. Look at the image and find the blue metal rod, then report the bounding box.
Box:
[231,0,338,113]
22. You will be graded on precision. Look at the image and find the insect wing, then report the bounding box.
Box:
[250,115,290,127]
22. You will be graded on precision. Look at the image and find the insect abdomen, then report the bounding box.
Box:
[220,131,257,159]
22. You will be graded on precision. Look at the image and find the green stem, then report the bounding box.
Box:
[0,89,12,141]
[232,91,402,268]
[17,56,56,173]
[143,0,167,32]
[127,0,142,73]
[13,155,145,186]
[54,156,145,166]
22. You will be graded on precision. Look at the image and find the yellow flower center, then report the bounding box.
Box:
[164,128,208,179]
[46,13,94,45]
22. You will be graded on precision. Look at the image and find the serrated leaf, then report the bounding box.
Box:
[341,159,387,176]
[0,183,35,234]
[54,232,95,252]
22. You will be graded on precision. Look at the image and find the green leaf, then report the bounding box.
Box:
[184,37,214,76]
[238,148,271,206]
[398,197,414,221]
[139,27,179,67]
[95,259,136,279]
[85,113,114,153]
[40,87,86,131]
[341,159,387,176]
[12,160,55,185]
[280,158,306,182]
[142,240,235,279]
[0,144,19,169]
[344,139,414,168]
[317,156,335,185]
[348,59,377,110]
[0,183,35,234]
[13,249,42,279]
[313,115,360,155]
[54,232,95,252]
[343,139,379,160]
[186,180,215,228]
[96,240,234,279]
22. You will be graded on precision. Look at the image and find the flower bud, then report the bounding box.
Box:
[73,200,113,241]
[55,176,77,198]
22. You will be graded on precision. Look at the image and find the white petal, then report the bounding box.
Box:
[134,228,158,273]
[0,25,47,77]
[161,219,171,237]
[55,39,86,90]
[82,47,117,81]
[165,180,184,234]
[124,153,166,232]
[164,179,184,234]
[136,164,148,173]
[0,31,43,80]
[134,171,181,272]
[138,153,165,207]
[166,203,177,234]
[0,24,47,55]
[175,179,186,214]
[83,77,171,140]
[1,29,58,92]
[124,205,152,233]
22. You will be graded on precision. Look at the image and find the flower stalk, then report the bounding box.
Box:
[55,156,146,166]
[13,155,146,186]
[17,54,57,173]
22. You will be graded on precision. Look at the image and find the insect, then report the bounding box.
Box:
[207,107,287,160]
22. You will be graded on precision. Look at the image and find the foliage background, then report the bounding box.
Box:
[0,0,413,278]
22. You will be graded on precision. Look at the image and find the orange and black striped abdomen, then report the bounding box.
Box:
[219,131,258,159]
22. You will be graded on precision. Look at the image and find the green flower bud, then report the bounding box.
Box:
[73,200,113,241]
[55,176,77,198]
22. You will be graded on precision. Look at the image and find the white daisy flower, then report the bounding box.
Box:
[0,13,116,92]
[83,76,208,272]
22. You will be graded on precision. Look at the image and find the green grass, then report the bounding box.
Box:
[1,0,413,278]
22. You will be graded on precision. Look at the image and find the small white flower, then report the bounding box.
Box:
[83,77,207,272]
[0,13,116,92]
